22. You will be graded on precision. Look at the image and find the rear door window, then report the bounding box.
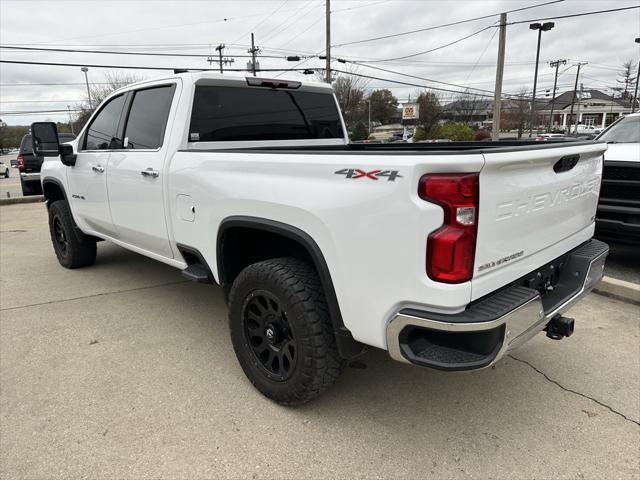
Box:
[189,85,344,142]
[123,85,175,149]
[84,94,126,150]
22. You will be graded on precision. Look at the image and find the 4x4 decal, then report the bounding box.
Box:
[334,169,402,181]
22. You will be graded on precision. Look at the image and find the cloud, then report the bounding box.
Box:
[1,0,638,125]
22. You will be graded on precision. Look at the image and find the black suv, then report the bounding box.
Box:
[17,133,75,196]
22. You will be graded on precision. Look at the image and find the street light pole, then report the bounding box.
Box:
[81,67,92,110]
[632,37,640,113]
[528,22,554,137]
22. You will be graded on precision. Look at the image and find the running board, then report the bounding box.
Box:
[181,263,212,283]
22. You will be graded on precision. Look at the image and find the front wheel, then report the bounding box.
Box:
[3,169,8,178]
[48,200,97,268]
[228,258,344,406]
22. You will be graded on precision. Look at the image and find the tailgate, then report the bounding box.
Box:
[22,153,43,173]
[473,142,606,287]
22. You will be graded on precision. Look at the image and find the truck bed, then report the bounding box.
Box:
[188,140,598,154]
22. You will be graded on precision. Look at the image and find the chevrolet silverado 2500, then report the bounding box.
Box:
[31,72,609,405]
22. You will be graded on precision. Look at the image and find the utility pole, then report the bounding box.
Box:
[216,44,224,74]
[491,13,507,142]
[575,82,584,133]
[548,59,566,131]
[568,62,586,135]
[81,67,92,110]
[492,13,507,141]
[248,33,260,76]
[325,0,331,83]
[208,44,234,73]
[67,105,74,135]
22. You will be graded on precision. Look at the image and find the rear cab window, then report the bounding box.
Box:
[123,85,175,150]
[188,83,344,143]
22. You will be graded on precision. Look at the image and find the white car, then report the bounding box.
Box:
[32,72,609,405]
[0,161,9,178]
[594,113,640,244]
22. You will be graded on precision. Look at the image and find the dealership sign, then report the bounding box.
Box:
[402,103,419,120]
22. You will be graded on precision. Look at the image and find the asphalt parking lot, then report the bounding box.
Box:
[1,202,639,479]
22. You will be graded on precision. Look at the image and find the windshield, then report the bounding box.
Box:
[597,115,640,143]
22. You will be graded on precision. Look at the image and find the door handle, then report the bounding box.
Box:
[140,168,159,178]
[92,165,105,173]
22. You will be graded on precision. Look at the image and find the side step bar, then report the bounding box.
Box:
[177,244,215,284]
[181,263,212,283]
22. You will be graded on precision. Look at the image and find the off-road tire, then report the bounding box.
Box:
[48,200,97,268]
[228,258,345,406]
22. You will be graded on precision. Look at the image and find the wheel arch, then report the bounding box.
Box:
[217,216,365,359]
[42,177,67,206]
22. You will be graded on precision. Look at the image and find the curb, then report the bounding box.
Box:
[0,195,45,206]
[594,276,640,306]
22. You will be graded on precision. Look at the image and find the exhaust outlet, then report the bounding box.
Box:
[545,315,575,340]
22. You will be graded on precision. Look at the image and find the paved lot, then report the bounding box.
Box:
[1,203,639,479]
[606,242,640,285]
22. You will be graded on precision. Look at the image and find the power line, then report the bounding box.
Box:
[348,62,499,96]
[0,99,84,103]
[231,0,290,44]
[0,59,312,73]
[331,68,497,99]
[1,109,84,115]
[0,45,283,59]
[261,0,320,44]
[505,5,640,25]
[0,82,113,86]
[344,25,496,63]
[331,0,564,47]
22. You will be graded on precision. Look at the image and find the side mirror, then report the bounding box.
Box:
[31,122,61,157]
[30,122,77,166]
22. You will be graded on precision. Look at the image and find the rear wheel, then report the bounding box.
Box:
[48,200,97,268]
[228,258,344,406]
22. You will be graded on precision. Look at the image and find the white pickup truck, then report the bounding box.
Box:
[32,72,609,405]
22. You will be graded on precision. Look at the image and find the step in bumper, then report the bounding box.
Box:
[386,239,609,371]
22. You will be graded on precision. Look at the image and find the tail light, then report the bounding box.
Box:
[17,154,24,172]
[419,173,479,283]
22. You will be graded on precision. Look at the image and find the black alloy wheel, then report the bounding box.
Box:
[52,216,69,255]
[242,289,297,381]
[228,258,345,405]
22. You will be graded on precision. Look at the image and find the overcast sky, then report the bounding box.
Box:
[1,0,639,125]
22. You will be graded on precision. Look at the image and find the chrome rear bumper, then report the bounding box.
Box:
[386,239,609,371]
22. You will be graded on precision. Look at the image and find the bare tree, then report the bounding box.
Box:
[74,71,144,131]
[502,87,529,139]
[451,92,486,124]
[331,68,369,129]
[612,60,638,100]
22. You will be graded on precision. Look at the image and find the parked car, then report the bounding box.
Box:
[17,133,75,196]
[32,72,608,405]
[594,113,640,244]
[0,161,9,178]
